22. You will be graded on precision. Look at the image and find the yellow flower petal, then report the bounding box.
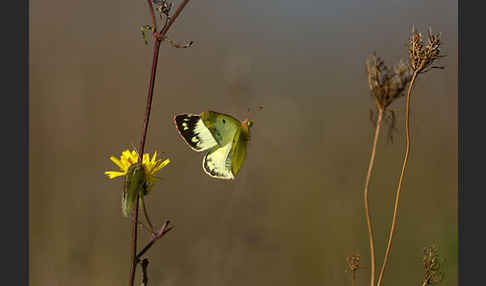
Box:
[143,153,150,164]
[152,158,170,173]
[105,171,127,179]
[151,152,157,164]
[106,149,168,190]
[110,156,126,171]
[121,150,138,166]
[132,150,139,161]
[121,150,132,159]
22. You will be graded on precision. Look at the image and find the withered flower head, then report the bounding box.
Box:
[408,27,444,74]
[422,245,444,285]
[366,53,412,111]
[346,254,361,273]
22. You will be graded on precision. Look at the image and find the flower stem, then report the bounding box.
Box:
[129,37,161,286]
[376,70,419,286]
[129,1,192,286]
[364,108,384,286]
[141,196,155,233]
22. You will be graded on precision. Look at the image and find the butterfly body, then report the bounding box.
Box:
[174,111,253,180]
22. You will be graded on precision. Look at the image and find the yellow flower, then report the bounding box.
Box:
[105,149,170,191]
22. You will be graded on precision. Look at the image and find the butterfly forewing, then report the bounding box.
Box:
[174,114,218,152]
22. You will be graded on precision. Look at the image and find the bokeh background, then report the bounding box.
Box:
[30,0,457,285]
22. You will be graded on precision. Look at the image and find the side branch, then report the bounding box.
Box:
[146,0,158,31]
[160,0,191,36]
[137,220,173,261]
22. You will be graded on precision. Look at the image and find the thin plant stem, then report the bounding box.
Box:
[129,37,162,286]
[160,0,191,36]
[141,196,155,233]
[141,259,150,286]
[376,70,419,286]
[352,271,357,286]
[147,0,157,31]
[129,1,192,286]
[129,199,141,286]
[129,214,154,234]
[364,108,384,286]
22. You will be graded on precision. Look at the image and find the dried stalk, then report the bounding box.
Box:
[376,28,443,286]
[376,70,418,286]
[364,53,411,286]
[364,108,383,286]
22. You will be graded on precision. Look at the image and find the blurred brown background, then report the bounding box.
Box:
[30,0,457,285]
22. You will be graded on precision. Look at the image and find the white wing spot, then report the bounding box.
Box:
[176,115,218,152]
[193,120,218,149]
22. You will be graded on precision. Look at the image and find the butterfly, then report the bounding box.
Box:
[174,111,253,180]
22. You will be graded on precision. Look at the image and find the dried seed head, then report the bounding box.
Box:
[366,53,412,111]
[346,254,361,273]
[408,27,444,74]
[422,245,444,285]
[153,0,172,16]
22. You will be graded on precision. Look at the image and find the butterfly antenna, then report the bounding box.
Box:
[246,105,264,120]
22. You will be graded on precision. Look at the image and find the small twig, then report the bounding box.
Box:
[161,36,194,48]
[147,0,158,31]
[136,220,173,261]
[159,0,191,36]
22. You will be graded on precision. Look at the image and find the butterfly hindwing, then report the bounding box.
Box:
[202,143,234,180]
[174,114,218,152]
[231,127,249,177]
